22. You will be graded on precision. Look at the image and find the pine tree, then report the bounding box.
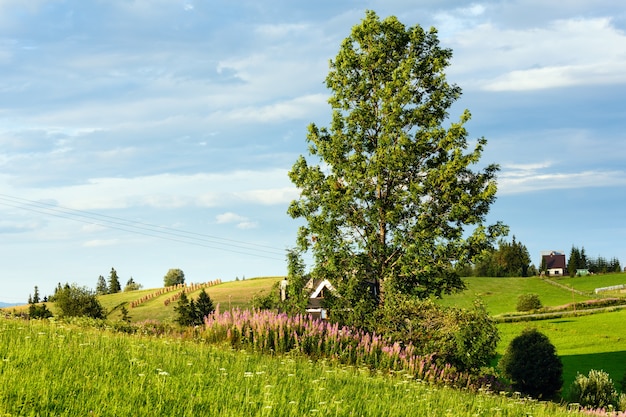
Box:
[174,291,193,326]
[194,289,215,324]
[108,268,121,293]
[568,246,581,277]
[96,275,108,295]
[33,286,40,304]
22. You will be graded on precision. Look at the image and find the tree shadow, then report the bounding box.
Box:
[560,351,626,396]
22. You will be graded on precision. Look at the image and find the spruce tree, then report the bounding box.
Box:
[96,275,108,295]
[174,291,193,326]
[108,268,121,293]
[194,289,215,324]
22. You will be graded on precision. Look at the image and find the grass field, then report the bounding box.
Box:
[0,318,586,416]
[497,309,626,396]
[4,272,626,405]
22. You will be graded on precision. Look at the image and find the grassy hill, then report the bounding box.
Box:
[5,272,626,397]
[2,276,282,322]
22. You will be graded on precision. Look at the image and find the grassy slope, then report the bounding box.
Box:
[437,276,592,315]
[0,318,583,416]
[437,273,626,395]
[104,276,282,322]
[6,273,626,396]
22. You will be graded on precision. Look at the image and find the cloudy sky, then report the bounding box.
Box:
[1,1,625,303]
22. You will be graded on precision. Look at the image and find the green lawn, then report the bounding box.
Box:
[0,318,586,416]
[437,276,592,315]
[497,309,626,396]
[558,272,626,294]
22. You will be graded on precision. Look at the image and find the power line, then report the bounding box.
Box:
[0,193,288,261]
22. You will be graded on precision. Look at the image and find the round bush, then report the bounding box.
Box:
[569,369,618,409]
[516,293,542,312]
[499,328,562,398]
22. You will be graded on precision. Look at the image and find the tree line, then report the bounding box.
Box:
[568,246,622,276]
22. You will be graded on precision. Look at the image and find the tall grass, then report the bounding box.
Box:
[0,317,587,416]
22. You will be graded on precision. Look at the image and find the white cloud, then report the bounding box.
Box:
[498,166,626,195]
[236,187,299,205]
[216,212,258,230]
[216,212,247,224]
[215,94,327,123]
[254,23,310,38]
[0,169,296,211]
[448,17,626,91]
[83,239,119,247]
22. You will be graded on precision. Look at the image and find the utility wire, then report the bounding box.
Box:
[0,193,288,261]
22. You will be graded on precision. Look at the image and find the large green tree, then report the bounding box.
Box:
[288,11,505,319]
[164,268,185,287]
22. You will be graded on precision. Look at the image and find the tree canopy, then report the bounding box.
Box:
[164,268,185,287]
[288,11,505,320]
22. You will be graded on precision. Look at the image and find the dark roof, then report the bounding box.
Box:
[543,253,566,270]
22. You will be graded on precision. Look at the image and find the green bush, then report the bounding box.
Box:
[54,284,106,319]
[569,370,619,409]
[377,296,499,372]
[499,328,562,398]
[516,293,542,312]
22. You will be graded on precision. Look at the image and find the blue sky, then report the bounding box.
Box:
[1,1,625,303]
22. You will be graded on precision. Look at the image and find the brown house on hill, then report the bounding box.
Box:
[541,251,567,276]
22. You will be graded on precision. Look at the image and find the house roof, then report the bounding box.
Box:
[309,279,336,298]
[543,252,566,270]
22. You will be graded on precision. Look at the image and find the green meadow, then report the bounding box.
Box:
[435,273,626,395]
[3,272,626,412]
[0,318,585,416]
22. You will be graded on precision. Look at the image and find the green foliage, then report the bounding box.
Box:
[516,293,542,312]
[195,289,215,322]
[124,277,142,292]
[499,328,563,399]
[28,303,53,319]
[569,369,619,409]
[32,286,40,304]
[54,283,106,319]
[96,275,108,295]
[120,306,131,323]
[569,245,621,274]
[287,11,506,321]
[108,268,121,294]
[174,290,215,326]
[475,236,531,277]
[376,297,499,372]
[164,268,185,287]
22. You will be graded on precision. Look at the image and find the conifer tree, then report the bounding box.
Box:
[108,268,121,293]
[194,289,215,324]
[96,275,108,295]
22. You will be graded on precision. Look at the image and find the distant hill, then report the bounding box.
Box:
[0,302,23,308]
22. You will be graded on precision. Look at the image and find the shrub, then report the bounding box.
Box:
[516,293,542,312]
[28,303,53,319]
[376,296,499,372]
[499,328,563,398]
[569,369,619,409]
[54,284,106,319]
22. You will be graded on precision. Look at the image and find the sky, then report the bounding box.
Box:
[1,0,625,303]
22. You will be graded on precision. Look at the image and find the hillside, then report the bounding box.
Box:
[1,276,282,322]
